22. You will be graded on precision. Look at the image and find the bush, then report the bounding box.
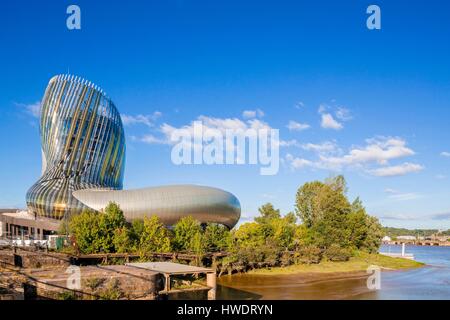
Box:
[324,244,351,262]
[280,251,292,267]
[293,245,322,265]
[57,290,79,300]
[99,279,123,300]
[262,245,280,266]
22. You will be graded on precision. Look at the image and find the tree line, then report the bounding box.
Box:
[383,227,450,238]
[63,175,383,270]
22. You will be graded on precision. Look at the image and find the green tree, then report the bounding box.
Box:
[98,202,128,252]
[138,216,172,257]
[113,227,133,253]
[347,197,383,253]
[68,202,128,254]
[233,222,265,249]
[102,202,127,230]
[295,177,352,249]
[293,224,314,247]
[325,175,348,194]
[361,215,383,253]
[270,216,297,249]
[172,216,203,252]
[69,209,102,254]
[127,219,145,250]
[255,203,281,223]
[347,197,369,249]
[254,203,283,239]
[295,181,328,228]
[189,231,206,257]
[204,223,231,252]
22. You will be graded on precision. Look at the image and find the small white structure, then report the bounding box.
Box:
[397,235,416,241]
[382,236,392,242]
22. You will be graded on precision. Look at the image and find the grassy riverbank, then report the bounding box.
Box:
[247,252,424,275]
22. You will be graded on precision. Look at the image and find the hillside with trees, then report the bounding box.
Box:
[382,227,444,238]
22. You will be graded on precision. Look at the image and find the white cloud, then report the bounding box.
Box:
[323,137,415,168]
[294,101,305,109]
[318,104,327,114]
[16,101,41,118]
[369,163,424,177]
[261,193,276,199]
[335,107,352,121]
[285,136,422,177]
[314,137,415,171]
[320,113,343,130]
[441,151,450,157]
[318,103,352,130]
[383,188,422,201]
[388,193,421,201]
[279,139,301,147]
[286,120,310,131]
[140,134,170,145]
[378,211,450,221]
[121,111,162,127]
[285,154,313,169]
[242,109,264,119]
[377,213,418,221]
[301,141,338,153]
[140,115,275,147]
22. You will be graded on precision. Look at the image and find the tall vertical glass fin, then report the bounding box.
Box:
[26,75,125,221]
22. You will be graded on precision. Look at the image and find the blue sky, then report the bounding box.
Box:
[1,0,450,228]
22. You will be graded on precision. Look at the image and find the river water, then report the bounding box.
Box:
[357,245,450,300]
[174,245,450,300]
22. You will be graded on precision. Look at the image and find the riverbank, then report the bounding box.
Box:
[214,252,425,300]
[245,252,424,276]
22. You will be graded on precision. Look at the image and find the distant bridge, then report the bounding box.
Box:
[385,240,450,246]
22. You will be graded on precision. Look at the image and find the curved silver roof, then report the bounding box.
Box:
[73,185,241,229]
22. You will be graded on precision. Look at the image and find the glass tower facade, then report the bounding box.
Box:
[26,75,125,221]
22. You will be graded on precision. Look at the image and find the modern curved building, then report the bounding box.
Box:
[26,75,125,220]
[73,185,240,229]
[26,75,240,229]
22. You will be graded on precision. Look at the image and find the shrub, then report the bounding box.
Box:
[280,251,292,267]
[57,290,78,300]
[324,244,351,262]
[99,279,123,300]
[293,245,322,265]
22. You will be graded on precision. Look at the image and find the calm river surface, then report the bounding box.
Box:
[174,245,450,300]
[357,245,450,300]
